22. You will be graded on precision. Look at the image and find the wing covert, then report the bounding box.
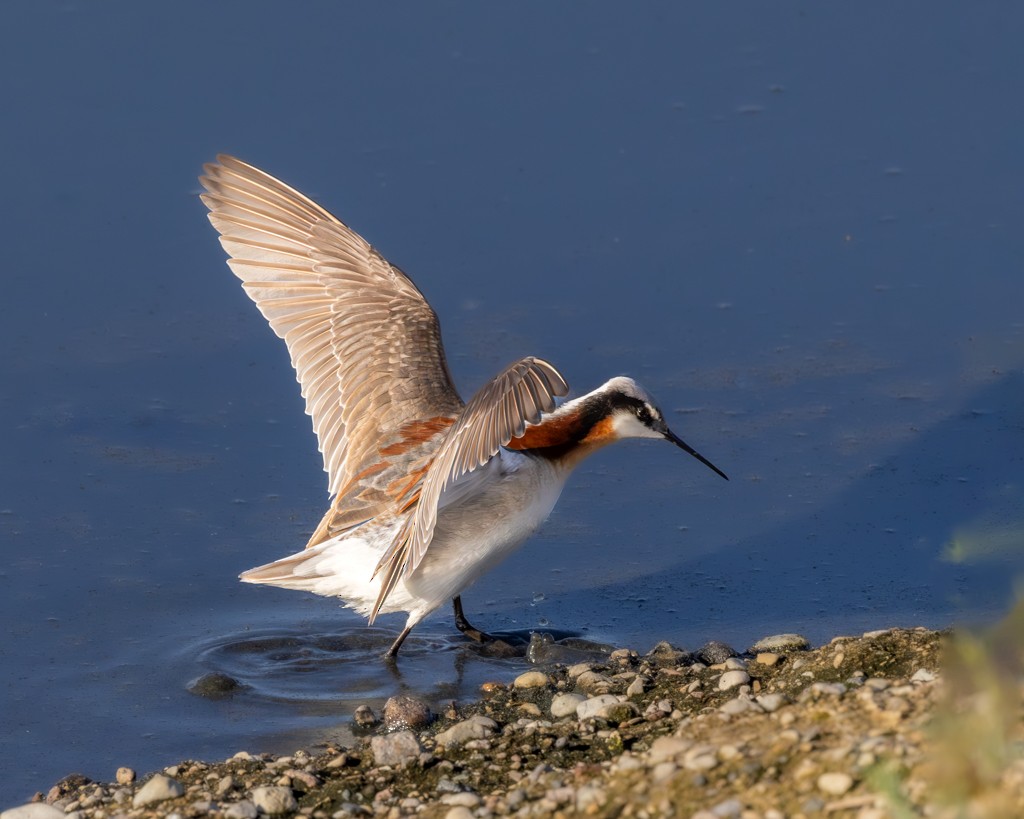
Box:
[370,357,568,619]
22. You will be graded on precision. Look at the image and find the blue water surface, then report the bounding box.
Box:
[2,1,1023,806]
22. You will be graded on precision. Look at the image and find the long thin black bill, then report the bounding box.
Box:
[665,430,729,481]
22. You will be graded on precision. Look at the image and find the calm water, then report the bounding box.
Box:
[3,1,1024,806]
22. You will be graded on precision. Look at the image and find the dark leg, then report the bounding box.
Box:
[452,596,494,643]
[384,623,413,659]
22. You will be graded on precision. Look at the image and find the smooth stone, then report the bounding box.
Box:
[750,633,810,652]
[550,692,586,718]
[755,652,781,666]
[756,693,787,712]
[440,792,481,807]
[911,668,937,683]
[223,801,258,819]
[576,694,621,720]
[723,658,746,670]
[383,695,432,730]
[444,808,475,819]
[817,772,855,796]
[647,736,690,763]
[188,672,243,698]
[250,786,297,815]
[601,701,640,722]
[0,806,66,819]
[115,767,136,784]
[711,798,744,817]
[575,670,612,692]
[625,676,646,697]
[576,784,606,810]
[353,704,378,727]
[646,641,690,666]
[696,641,736,664]
[133,774,185,808]
[718,669,751,690]
[513,671,549,689]
[434,715,498,747]
[370,730,422,766]
[720,697,758,715]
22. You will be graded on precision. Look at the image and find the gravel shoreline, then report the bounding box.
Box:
[7,625,1022,818]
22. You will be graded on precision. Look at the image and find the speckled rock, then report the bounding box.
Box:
[383,695,432,730]
[115,767,135,785]
[696,641,737,664]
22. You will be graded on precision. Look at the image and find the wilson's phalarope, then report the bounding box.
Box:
[200,155,728,658]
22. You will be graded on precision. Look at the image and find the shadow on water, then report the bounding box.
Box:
[569,369,1024,649]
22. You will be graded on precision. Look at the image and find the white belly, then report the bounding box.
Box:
[244,451,567,626]
[404,451,566,616]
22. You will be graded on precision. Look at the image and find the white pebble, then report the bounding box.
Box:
[250,786,298,815]
[817,771,854,796]
[550,692,586,718]
[132,774,184,808]
[576,694,620,720]
[718,669,751,690]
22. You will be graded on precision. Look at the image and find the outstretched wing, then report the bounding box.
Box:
[200,156,464,531]
[370,357,568,620]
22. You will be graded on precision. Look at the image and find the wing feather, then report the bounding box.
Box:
[200,156,463,522]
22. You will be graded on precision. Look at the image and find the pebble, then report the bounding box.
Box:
[250,786,298,814]
[718,669,751,690]
[750,633,810,652]
[710,797,744,817]
[550,692,586,718]
[646,641,689,665]
[575,670,612,693]
[187,672,243,698]
[911,668,937,683]
[755,652,781,666]
[626,676,646,696]
[353,704,378,727]
[222,798,256,818]
[576,694,621,720]
[756,693,787,712]
[513,670,550,689]
[0,806,66,819]
[115,766,135,784]
[444,808,475,819]
[434,715,497,747]
[647,736,690,763]
[817,771,855,795]
[383,695,432,730]
[132,774,184,807]
[719,697,759,716]
[697,641,737,664]
[370,730,422,766]
[440,792,481,807]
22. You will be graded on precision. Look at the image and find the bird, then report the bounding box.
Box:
[199,155,728,659]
